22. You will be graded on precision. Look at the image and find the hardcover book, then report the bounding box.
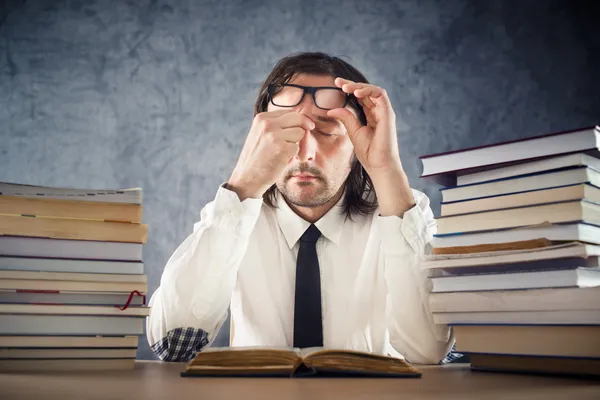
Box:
[180,347,421,378]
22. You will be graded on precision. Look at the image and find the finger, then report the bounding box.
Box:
[354,86,384,99]
[339,81,391,106]
[336,77,375,94]
[355,86,392,109]
[335,77,365,93]
[354,90,376,109]
[274,127,306,143]
[257,109,295,120]
[337,80,388,100]
[360,96,376,110]
[342,83,382,99]
[281,141,300,159]
[334,77,352,87]
[276,112,315,131]
[327,108,362,138]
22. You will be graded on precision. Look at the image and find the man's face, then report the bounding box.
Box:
[267,74,355,208]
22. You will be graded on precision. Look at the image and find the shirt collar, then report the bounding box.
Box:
[275,191,346,249]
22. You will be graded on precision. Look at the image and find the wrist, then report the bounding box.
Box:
[369,164,415,217]
[226,176,265,202]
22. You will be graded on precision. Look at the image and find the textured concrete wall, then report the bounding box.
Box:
[1,0,599,360]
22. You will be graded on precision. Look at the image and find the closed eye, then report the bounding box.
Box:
[314,129,334,137]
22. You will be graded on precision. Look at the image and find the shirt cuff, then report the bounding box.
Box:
[209,183,263,236]
[377,203,430,256]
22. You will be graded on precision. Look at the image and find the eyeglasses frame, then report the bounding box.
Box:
[267,83,350,111]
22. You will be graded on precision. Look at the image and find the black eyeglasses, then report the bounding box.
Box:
[267,83,350,110]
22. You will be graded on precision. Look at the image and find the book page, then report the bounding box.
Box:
[425,242,583,261]
[432,238,553,255]
[300,347,399,361]
[298,348,420,376]
[0,181,141,193]
[199,346,298,354]
[0,182,142,204]
[298,347,325,358]
[187,346,302,370]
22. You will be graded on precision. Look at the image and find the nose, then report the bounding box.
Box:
[293,95,318,162]
[295,123,317,162]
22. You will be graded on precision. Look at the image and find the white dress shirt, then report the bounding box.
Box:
[146,184,454,364]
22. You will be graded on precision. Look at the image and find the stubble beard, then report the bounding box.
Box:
[276,165,340,208]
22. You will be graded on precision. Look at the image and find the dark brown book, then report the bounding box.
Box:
[454,325,600,358]
[432,238,553,255]
[469,353,600,378]
[181,347,421,378]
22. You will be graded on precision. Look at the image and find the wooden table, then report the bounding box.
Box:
[1,361,598,399]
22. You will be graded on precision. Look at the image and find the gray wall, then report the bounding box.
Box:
[1,0,598,360]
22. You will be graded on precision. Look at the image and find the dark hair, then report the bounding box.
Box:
[254,52,378,219]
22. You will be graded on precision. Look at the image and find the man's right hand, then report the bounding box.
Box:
[226,110,315,201]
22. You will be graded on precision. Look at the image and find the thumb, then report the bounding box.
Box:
[327,108,361,138]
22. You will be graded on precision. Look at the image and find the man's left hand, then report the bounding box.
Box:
[328,77,416,216]
[327,77,402,174]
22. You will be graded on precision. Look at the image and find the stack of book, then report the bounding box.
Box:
[419,125,600,378]
[0,181,149,371]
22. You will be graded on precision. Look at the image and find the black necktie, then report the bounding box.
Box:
[293,224,323,348]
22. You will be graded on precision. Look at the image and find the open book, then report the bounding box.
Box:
[180,347,421,378]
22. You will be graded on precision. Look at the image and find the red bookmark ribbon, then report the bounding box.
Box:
[115,290,146,311]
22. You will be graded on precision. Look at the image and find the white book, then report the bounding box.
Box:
[430,267,600,293]
[432,223,600,248]
[432,310,600,325]
[0,256,143,275]
[0,269,147,283]
[0,335,138,348]
[0,303,149,317]
[423,242,600,270]
[0,236,143,261]
[456,153,600,186]
[429,287,600,313]
[0,182,142,204]
[0,277,148,293]
[0,348,137,359]
[436,200,600,235]
[0,290,145,306]
[429,257,600,278]
[441,167,600,203]
[0,314,144,335]
[420,125,600,183]
[440,184,600,216]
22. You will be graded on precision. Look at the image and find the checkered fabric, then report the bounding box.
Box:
[151,327,209,362]
[440,344,467,364]
[151,327,466,364]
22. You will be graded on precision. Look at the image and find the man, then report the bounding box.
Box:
[146,52,454,364]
